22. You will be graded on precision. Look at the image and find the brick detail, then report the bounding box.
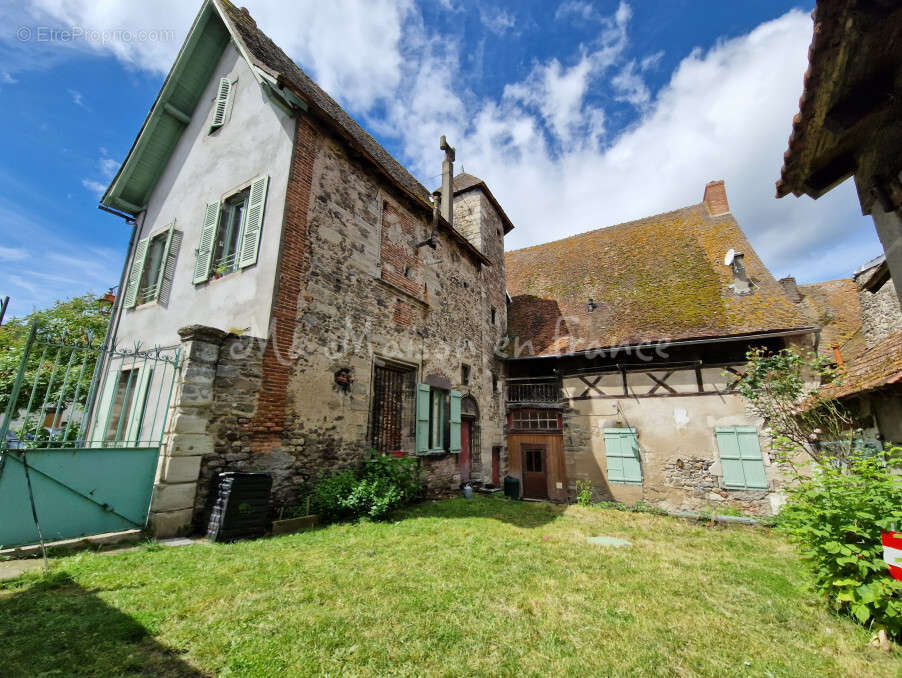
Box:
[243,117,316,450]
[703,179,730,216]
[380,200,424,299]
[393,299,415,326]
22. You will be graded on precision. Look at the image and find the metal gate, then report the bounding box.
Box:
[0,323,179,548]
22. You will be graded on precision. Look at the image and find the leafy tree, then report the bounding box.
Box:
[0,294,111,418]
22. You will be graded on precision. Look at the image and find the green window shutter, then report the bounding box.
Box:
[156,225,182,306]
[238,175,268,269]
[603,427,642,484]
[194,201,220,283]
[125,367,154,444]
[210,77,231,129]
[415,383,430,454]
[449,390,462,452]
[90,368,120,444]
[716,427,767,489]
[123,237,149,308]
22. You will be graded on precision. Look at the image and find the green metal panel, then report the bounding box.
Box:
[0,447,160,548]
[415,383,430,454]
[603,428,642,484]
[449,390,462,453]
[238,175,269,268]
[123,237,149,308]
[716,428,768,489]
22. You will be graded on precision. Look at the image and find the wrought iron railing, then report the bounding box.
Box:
[506,379,562,404]
[0,322,180,450]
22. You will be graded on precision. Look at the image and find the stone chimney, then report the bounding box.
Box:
[703,180,730,216]
[439,135,455,228]
[778,276,802,303]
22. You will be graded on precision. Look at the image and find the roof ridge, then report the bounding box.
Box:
[505,203,705,256]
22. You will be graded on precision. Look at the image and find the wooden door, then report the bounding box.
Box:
[522,444,548,499]
[491,446,500,486]
[459,420,471,483]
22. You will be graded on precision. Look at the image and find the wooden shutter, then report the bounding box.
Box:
[90,368,120,444]
[415,383,430,454]
[716,427,768,489]
[603,428,642,484]
[156,226,182,306]
[210,77,231,129]
[238,175,268,269]
[125,367,154,444]
[449,390,462,453]
[194,201,220,283]
[122,237,149,308]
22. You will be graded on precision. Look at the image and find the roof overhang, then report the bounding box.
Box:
[454,181,515,234]
[776,1,902,213]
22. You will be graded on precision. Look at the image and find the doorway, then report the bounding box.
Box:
[522,444,548,499]
[459,419,472,483]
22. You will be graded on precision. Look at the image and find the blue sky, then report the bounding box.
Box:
[0,0,882,318]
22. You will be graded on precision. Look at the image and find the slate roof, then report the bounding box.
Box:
[505,203,813,356]
[819,330,902,401]
[217,0,431,205]
[797,278,862,355]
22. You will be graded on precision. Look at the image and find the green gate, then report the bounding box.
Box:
[0,323,180,548]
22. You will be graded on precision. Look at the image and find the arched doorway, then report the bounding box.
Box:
[460,395,479,484]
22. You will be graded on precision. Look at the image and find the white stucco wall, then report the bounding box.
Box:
[114,42,295,348]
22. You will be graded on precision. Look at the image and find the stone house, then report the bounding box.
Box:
[503,181,817,515]
[96,0,510,535]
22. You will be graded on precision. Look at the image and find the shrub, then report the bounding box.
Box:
[575,480,593,506]
[778,448,902,637]
[310,452,423,522]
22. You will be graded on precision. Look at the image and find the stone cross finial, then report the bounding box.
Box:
[439,135,455,226]
[440,135,455,162]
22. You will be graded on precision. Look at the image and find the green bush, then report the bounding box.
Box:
[575,480,593,506]
[778,448,902,637]
[310,453,423,522]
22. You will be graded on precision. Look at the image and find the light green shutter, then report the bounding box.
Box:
[150,223,175,303]
[415,383,430,454]
[157,228,182,306]
[194,201,220,283]
[123,237,149,308]
[716,427,768,489]
[449,390,462,452]
[90,368,120,444]
[238,175,268,269]
[125,367,154,444]
[210,77,231,129]
[603,428,642,484]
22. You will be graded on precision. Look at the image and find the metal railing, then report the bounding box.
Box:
[1,322,180,450]
[506,378,562,404]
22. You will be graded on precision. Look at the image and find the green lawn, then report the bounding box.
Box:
[0,496,898,677]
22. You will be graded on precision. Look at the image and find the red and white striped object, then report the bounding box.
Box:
[882,531,902,581]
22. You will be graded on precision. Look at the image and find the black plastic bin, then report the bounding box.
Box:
[503,475,520,500]
[206,472,273,542]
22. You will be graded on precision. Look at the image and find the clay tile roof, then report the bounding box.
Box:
[797,278,862,355]
[216,0,430,205]
[505,204,813,357]
[819,329,902,401]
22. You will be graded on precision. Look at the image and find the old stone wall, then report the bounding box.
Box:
[858,277,902,347]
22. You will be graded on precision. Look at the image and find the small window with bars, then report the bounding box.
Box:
[511,409,560,430]
[369,360,417,454]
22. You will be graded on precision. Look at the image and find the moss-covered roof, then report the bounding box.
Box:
[797,278,862,355]
[820,329,902,401]
[505,203,812,356]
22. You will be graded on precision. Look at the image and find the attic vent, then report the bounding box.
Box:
[210,77,232,130]
[587,298,598,312]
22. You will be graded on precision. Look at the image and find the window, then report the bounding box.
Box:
[415,384,462,454]
[461,363,470,385]
[492,372,499,393]
[490,306,496,325]
[210,77,232,131]
[512,409,559,430]
[93,367,154,444]
[123,223,180,309]
[525,447,543,473]
[603,428,642,484]
[715,427,768,489]
[369,360,416,453]
[194,175,269,283]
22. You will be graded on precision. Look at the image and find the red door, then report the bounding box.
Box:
[491,447,500,486]
[459,420,471,483]
[522,445,548,499]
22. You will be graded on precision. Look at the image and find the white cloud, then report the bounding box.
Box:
[611,60,649,108]
[67,88,86,108]
[0,246,28,262]
[479,7,515,36]
[81,179,106,197]
[1,71,17,84]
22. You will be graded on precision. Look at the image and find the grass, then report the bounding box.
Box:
[0,496,899,677]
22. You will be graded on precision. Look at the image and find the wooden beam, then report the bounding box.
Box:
[804,152,857,195]
[824,70,896,134]
[163,102,192,125]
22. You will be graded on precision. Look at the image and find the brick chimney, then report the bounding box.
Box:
[778,276,802,303]
[439,135,455,229]
[703,180,730,216]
